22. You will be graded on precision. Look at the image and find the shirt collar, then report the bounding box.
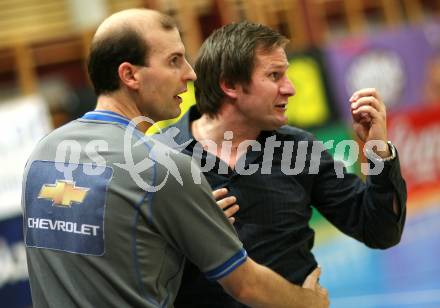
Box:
[81,110,131,127]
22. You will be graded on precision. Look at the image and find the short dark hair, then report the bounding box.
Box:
[194,21,289,117]
[87,13,177,96]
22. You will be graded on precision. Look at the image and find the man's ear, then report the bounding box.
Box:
[220,79,239,99]
[118,62,140,90]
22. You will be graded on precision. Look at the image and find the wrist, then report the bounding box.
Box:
[365,141,396,162]
[375,146,391,159]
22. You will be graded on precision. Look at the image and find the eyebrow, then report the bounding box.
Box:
[264,63,289,70]
[168,52,184,58]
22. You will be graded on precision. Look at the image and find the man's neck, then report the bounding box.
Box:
[95,94,150,133]
[191,106,263,168]
[192,106,261,147]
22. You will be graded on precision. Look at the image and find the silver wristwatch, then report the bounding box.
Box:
[365,141,396,162]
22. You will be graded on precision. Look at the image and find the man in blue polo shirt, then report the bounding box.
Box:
[22,9,328,308]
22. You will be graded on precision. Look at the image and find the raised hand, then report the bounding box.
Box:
[350,88,391,158]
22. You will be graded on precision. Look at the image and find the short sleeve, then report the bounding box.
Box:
[148,152,247,280]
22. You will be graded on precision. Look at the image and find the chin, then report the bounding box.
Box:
[163,112,180,122]
[171,109,182,119]
[160,107,180,121]
[258,116,287,131]
[273,118,288,129]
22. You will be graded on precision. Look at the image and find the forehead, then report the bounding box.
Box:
[145,25,185,59]
[253,47,288,71]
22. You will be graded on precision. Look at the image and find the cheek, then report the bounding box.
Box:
[141,77,158,93]
[160,74,179,91]
[256,83,279,97]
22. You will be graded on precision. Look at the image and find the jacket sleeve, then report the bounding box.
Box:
[310,140,407,249]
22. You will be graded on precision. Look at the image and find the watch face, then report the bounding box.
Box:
[345,49,406,108]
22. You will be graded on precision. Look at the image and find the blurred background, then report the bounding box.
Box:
[1,0,439,307]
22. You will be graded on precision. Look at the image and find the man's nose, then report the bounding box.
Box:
[183,59,197,81]
[280,76,295,97]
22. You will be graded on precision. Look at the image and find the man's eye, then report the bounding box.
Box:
[171,57,179,66]
[269,72,280,80]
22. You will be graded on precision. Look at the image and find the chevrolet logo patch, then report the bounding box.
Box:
[38,180,89,207]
